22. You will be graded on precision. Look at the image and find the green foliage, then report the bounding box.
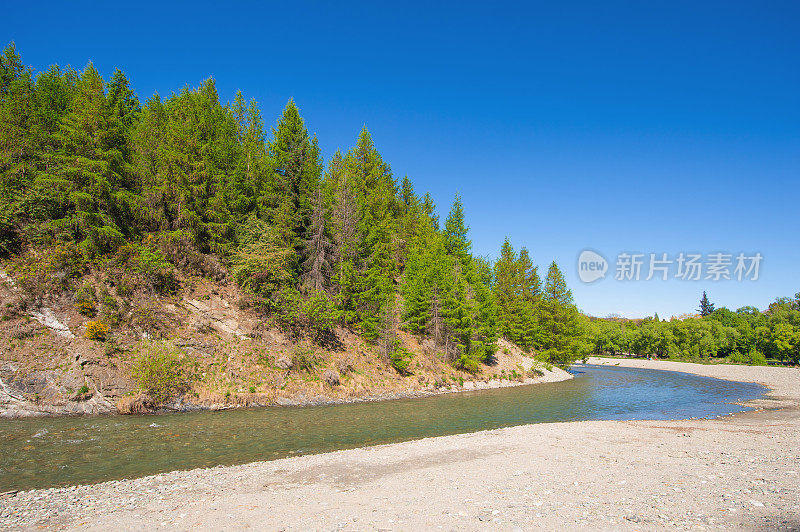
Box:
[443,194,471,261]
[9,242,87,299]
[230,216,293,307]
[276,287,340,337]
[132,241,177,293]
[587,296,800,366]
[544,261,573,306]
[538,301,590,367]
[492,240,544,351]
[454,352,481,373]
[390,345,413,375]
[74,281,97,315]
[290,346,320,372]
[131,342,189,404]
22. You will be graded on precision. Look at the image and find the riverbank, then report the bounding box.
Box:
[1,360,798,530]
[0,362,573,418]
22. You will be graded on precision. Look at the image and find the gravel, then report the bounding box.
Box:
[1,359,798,531]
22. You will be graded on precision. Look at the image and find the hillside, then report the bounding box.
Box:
[0,263,569,418]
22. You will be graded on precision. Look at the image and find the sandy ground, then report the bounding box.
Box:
[1,358,798,531]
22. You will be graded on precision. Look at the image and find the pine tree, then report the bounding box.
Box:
[130,78,239,253]
[358,217,396,340]
[544,261,573,306]
[421,192,439,230]
[107,69,140,131]
[493,238,523,343]
[0,42,24,96]
[268,99,322,271]
[400,176,417,215]
[698,291,715,317]
[49,62,129,255]
[469,261,498,361]
[441,260,473,361]
[341,128,399,339]
[515,248,541,349]
[444,193,471,260]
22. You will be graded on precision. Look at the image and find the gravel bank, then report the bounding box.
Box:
[1,360,798,531]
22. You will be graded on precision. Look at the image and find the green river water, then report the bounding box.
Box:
[0,364,765,491]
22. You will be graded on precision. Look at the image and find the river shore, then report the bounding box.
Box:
[1,358,798,530]
[0,364,573,418]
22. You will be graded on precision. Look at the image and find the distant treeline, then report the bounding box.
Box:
[0,43,586,369]
[587,293,800,365]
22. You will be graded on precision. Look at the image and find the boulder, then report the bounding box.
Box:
[323,369,340,387]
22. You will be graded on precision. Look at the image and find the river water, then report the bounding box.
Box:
[0,364,765,491]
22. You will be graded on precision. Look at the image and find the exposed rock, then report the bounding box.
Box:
[323,369,340,387]
[275,356,293,370]
[29,307,74,339]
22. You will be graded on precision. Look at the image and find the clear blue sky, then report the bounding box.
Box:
[3,1,798,318]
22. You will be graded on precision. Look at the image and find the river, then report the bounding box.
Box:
[0,364,765,492]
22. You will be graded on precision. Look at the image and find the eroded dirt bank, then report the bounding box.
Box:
[1,360,798,531]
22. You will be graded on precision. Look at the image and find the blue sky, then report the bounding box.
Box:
[3,1,798,318]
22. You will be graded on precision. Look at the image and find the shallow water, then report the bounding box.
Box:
[0,364,765,491]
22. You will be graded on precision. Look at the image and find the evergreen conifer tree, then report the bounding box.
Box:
[443,193,471,261]
[544,261,573,306]
[698,291,715,317]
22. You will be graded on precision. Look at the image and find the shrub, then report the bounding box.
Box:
[99,294,121,326]
[10,243,86,299]
[135,245,178,294]
[749,348,767,366]
[74,282,97,316]
[390,346,413,375]
[85,320,110,341]
[300,289,340,335]
[454,352,480,373]
[527,367,545,378]
[131,342,189,404]
[75,299,97,316]
[728,350,748,364]
[291,346,320,372]
[231,217,293,307]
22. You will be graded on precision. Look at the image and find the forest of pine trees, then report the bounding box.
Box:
[0,44,589,369]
